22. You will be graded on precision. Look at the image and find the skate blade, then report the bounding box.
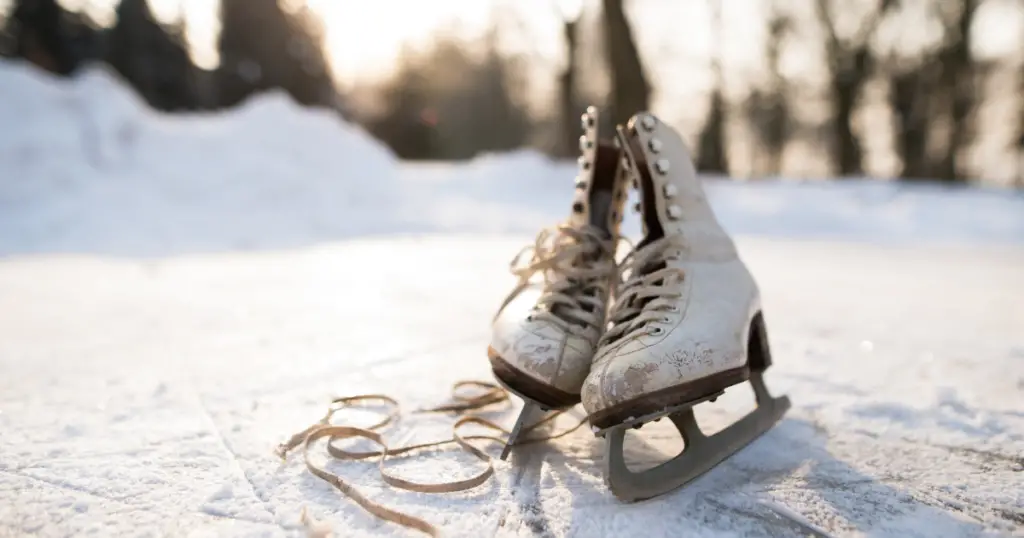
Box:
[499,401,548,460]
[602,372,790,502]
[490,374,556,460]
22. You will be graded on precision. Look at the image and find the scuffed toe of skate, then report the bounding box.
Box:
[489,317,594,408]
[491,316,564,379]
[488,345,581,408]
[582,345,750,430]
[581,347,666,427]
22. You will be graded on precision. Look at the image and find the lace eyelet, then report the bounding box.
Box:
[666,305,679,313]
[661,316,671,324]
[648,326,663,336]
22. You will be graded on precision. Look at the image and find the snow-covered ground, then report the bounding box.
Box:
[1,62,1022,537]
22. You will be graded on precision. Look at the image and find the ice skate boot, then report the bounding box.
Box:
[583,112,790,501]
[490,106,630,459]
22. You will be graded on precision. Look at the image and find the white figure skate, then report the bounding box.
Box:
[582,112,790,501]
[490,106,629,459]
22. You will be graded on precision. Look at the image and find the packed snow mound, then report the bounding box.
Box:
[0,61,399,255]
[2,60,1023,256]
[403,152,1024,246]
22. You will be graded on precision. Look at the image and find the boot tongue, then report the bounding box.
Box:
[568,141,622,237]
[587,190,614,236]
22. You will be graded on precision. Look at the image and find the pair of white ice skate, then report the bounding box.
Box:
[489,108,790,502]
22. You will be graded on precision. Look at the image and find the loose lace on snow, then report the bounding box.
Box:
[496,224,619,333]
[599,235,687,347]
[277,381,588,537]
[277,226,628,535]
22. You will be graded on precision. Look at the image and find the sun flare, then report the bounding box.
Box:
[138,0,500,82]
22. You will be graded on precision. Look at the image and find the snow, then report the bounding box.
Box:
[1,61,1022,537]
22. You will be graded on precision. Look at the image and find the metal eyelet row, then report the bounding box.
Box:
[576,111,594,192]
[573,107,599,214]
[635,114,682,221]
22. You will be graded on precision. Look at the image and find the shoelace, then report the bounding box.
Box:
[277,381,589,537]
[495,224,619,333]
[278,230,630,534]
[598,235,688,347]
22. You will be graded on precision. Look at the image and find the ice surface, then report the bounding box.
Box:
[1,61,1022,537]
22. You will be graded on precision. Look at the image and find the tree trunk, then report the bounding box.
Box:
[763,10,788,175]
[601,0,650,127]
[697,91,728,173]
[559,20,579,158]
[831,69,864,176]
[1018,66,1024,187]
[890,68,930,179]
[934,0,977,182]
[814,0,892,177]
[696,0,729,173]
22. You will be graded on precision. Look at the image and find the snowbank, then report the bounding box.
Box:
[0,62,399,255]
[1,60,1022,256]
[402,152,1024,246]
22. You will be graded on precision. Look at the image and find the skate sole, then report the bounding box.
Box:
[588,366,750,430]
[488,347,581,409]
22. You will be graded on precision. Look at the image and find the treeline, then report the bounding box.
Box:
[360,0,1023,185]
[1,0,1022,185]
[0,0,336,112]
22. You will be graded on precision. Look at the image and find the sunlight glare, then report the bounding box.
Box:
[307,0,495,85]
[556,0,584,22]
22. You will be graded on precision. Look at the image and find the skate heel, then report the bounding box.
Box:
[600,311,790,502]
[748,311,772,371]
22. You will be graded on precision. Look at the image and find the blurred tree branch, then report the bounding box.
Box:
[815,0,895,176]
[217,0,335,109]
[1017,64,1024,187]
[743,2,791,176]
[696,0,728,174]
[7,0,99,75]
[361,30,532,160]
[885,0,979,182]
[932,0,978,182]
[555,0,582,157]
[602,0,650,128]
[107,0,198,111]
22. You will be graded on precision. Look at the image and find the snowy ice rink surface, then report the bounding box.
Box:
[1,64,1023,537]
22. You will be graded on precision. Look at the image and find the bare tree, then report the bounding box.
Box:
[815,0,893,176]
[743,5,791,176]
[106,0,198,111]
[7,0,98,75]
[218,0,334,108]
[555,0,584,157]
[933,0,979,182]
[888,62,932,179]
[696,0,729,173]
[1018,65,1024,187]
[601,0,650,127]
[363,32,532,160]
[886,0,979,182]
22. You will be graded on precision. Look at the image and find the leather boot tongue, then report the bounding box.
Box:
[568,141,621,238]
[587,190,613,237]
